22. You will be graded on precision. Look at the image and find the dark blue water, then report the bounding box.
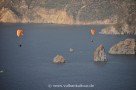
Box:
[0,23,136,90]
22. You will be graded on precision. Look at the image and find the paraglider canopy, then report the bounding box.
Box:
[90,29,96,36]
[16,29,24,47]
[16,29,24,38]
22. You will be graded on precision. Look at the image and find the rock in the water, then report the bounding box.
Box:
[94,45,107,62]
[53,55,65,63]
[109,39,136,54]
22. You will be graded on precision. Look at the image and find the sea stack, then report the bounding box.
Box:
[53,55,65,63]
[94,44,107,62]
[109,39,136,54]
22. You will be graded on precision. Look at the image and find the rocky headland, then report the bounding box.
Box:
[109,39,136,54]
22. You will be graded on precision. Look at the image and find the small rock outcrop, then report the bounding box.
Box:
[94,45,107,62]
[109,39,136,54]
[53,55,65,64]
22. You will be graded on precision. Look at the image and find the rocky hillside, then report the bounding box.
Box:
[0,0,134,24]
[99,0,136,34]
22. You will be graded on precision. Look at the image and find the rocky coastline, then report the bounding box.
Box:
[109,39,136,55]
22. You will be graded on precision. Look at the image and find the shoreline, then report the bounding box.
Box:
[0,22,114,26]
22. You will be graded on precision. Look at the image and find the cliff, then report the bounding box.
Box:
[0,0,135,28]
[0,0,120,24]
[0,7,20,23]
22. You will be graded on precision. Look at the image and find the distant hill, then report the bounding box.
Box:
[0,0,133,23]
[0,0,136,34]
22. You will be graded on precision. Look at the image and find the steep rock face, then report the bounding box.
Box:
[0,8,20,23]
[0,0,120,24]
[109,39,136,54]
[94,45,107,62]
[33,7,74,24]
[0,7,74,24]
